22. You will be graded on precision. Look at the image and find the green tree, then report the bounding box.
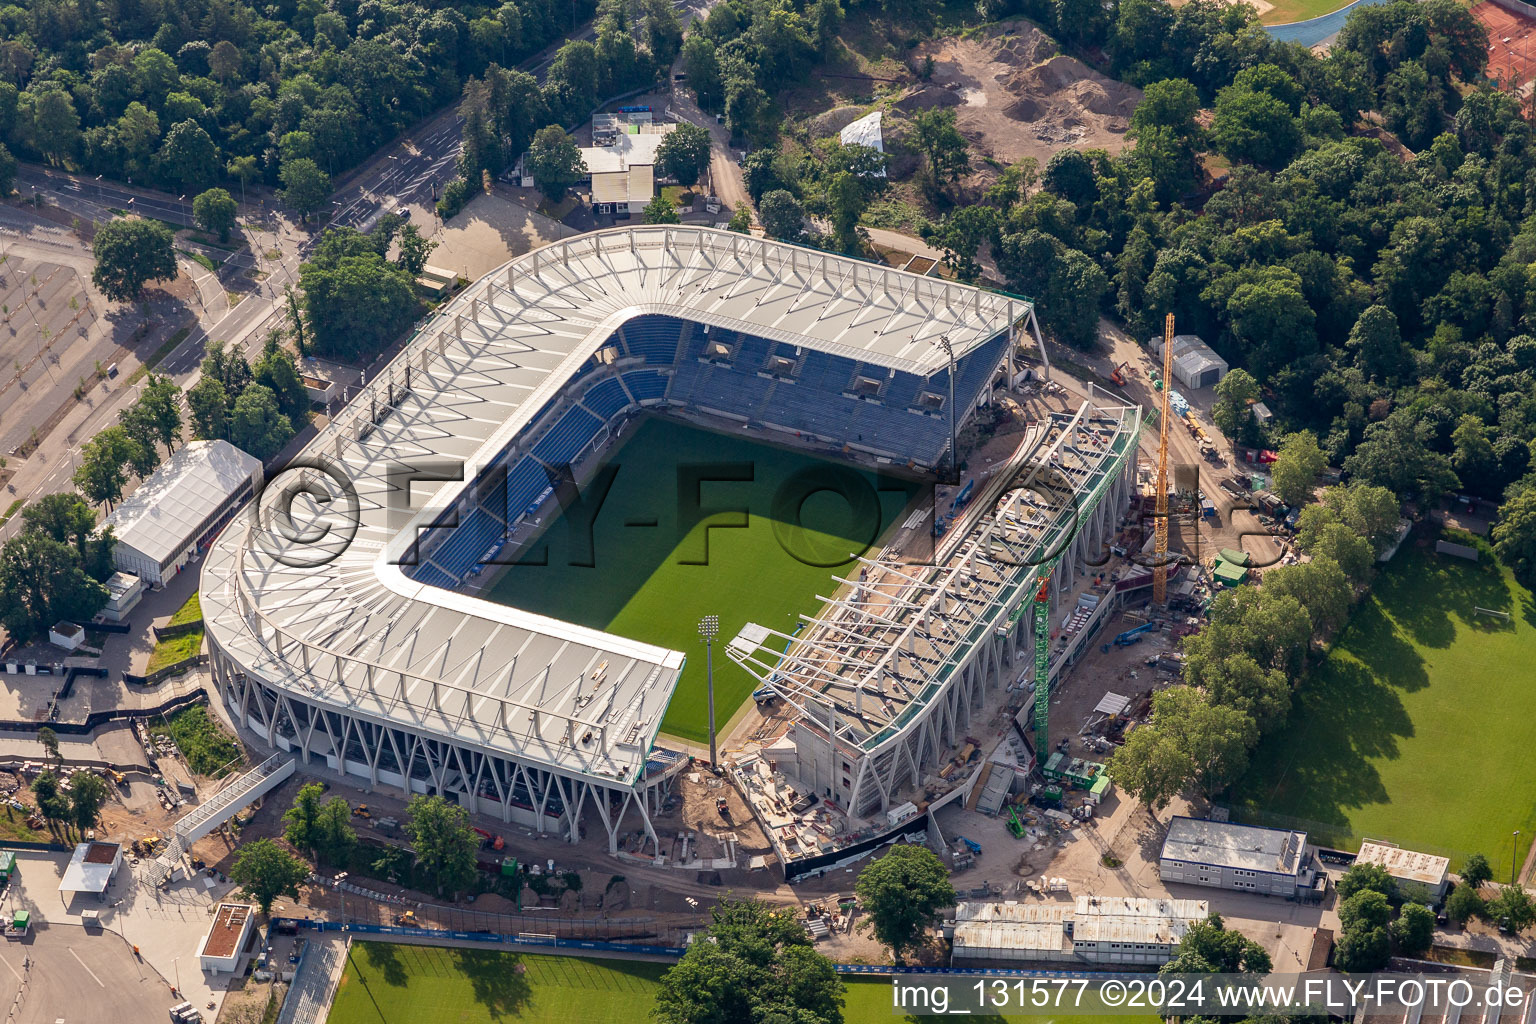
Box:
[298,229,420,361]
[31,770,71,839]
[1337,862,1399,903]
[229,384,294,460]
[681,34,724,111]
[1161,915,1272,974]
[1150,686,1254,797]
[653,897,843,1024]
[227,156,259,205]
[74,426,142,508]
[1446,882,1485,923]
[0,533,109,641]
[925,206,996,283]
[395,224,436,277]
[1492,489,1536,584]
[642,194,680,224]
[527,125,584,201]
[280,158,331,221]
[38,726,60,766]
[727,205,751,233]
[282,781,324,855]
[1462,853,1493,890]
[91,218,177,302]
[137,375,184,452]
[1488,885,1536,932]
[758,189,805,241]
[911,108,970,186]
[187,376,230,441]
[0,144,16,199]
[1107,722,1192,810]
[656,121,712,187]
[69,772,110,836]
[1271,430,1326,505]
[1341,889,1393,932]
[855,845,957,963]
[1393,902,1435,955]
[1335,920,1391,973]
[157,119,219,192]
[192,188,238,242]
[1259,558,1352,635]
[313,797,357,867]
[403,794,480,898]
[1212,368,1260,441]
[1313,522,1376,585]
[1211,84,1301,168]
[22,494,100,562]
[230,839,309,915]
[119,402,164,478]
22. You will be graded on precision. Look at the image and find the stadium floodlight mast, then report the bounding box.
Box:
[699,615,720,767]
[932,334,958,484]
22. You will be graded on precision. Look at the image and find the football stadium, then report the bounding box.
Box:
[201,226,1138,863]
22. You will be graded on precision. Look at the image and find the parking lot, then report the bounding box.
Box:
[0,920,183,1024]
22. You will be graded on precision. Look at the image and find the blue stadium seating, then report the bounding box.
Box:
[582,377,631,420]
[506,457,549,517]
[532,407,603,465]
[622,370,669,401]
[410,562,458,589]
[621,315,686,363]
[427,504,506,582]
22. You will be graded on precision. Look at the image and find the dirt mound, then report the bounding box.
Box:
[917,20,1143,166]
[894,85,962,113]
[808,105,867,139]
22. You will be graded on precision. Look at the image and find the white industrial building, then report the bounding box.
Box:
[1159,817,1312,897]
[1149,333,1228,390]
[578,123,675,215]
[103,440,262,585]
[951,895,1208,965]
[1355,841,1451,903]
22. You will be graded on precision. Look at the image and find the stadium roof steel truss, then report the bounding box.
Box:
[203,227,1037,852]
[726,396,1139,817]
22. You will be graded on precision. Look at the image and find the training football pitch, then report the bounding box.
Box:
[482,417,922,744]
[327,942,1161,1024]
[1233,537,1536,870]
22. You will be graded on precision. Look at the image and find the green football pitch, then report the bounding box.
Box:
[482,417,922,745]
[328,942,1162,1024]
[1233,536,1536,870]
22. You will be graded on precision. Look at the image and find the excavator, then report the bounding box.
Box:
[1109,362,1130,387]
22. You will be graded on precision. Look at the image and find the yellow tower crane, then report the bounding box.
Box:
[1153,313,1175,606]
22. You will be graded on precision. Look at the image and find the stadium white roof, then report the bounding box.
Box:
[202,227,1030,783]
[104,440,261,566]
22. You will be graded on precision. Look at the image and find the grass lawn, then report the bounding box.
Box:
[328,943,1161,1024]
[168,591,202,627]
[146,628,203,673]
[482,417,920,744]
[1257,0,1357,24]
[1233,537,1536,869]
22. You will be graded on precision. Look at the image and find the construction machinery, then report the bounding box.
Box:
[1154,313,1175,606]
[1110,362,1129,387]
[1006,805,1026,838]
[1100,622,1158,653]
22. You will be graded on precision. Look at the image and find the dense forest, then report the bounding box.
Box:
[0,0,611,191]
[662,0,1536,535]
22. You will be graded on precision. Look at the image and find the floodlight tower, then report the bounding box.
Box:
[1154,313,1175,606]
[699,615,720,766]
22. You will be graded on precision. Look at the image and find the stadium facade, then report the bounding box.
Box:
[202,227,1044,854]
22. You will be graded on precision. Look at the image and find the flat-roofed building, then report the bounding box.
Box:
[59,841,122,899]
[950,896,1208,966]
[951,901,1074,962]
[578,124,675,215]
[1355,841,1451,903]
[1159,816,1310,896]
[199,903,255,973]
[103,440,262,585]
[1069,895,1209,965]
